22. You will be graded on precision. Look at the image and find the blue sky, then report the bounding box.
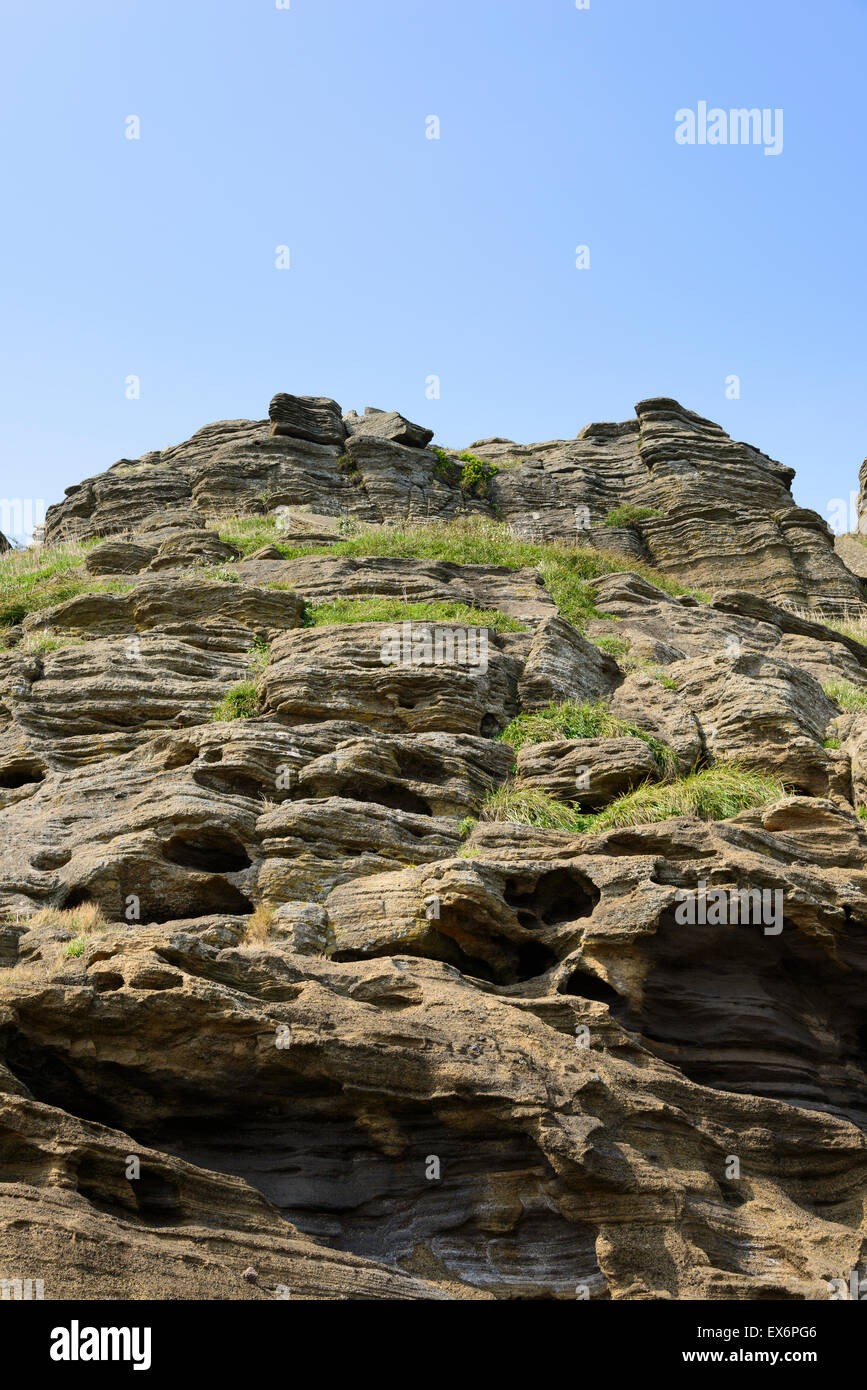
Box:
[1,0,865,539]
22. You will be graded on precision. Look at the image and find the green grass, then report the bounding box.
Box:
[478,763,784,834]
[63,937,87,959]
[823,679,867,711]
[478,784,584,831]
[603,505,664,529]
[246,638,271,672]
[208,515,703,632]
[211,680,260,721]
[498,700,677,775]
[593,633,630,659]
[0,540,133,627]
[306,597,525,632]
[18,630,88,654]
[589,765,786,830]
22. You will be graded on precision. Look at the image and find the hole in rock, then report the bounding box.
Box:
[162,830,252,873]
[0,761,45,789]
[561,968,624,1008]
[201,748,224,763]
[397,697,416,710]
[62,887,98,911]
[142,878,254,922]
[515,942,558,979]
[75,1153,181,1224]
[163,744,198,770]
[480,714,502,738]
[134,1169,182,1218]
[193,768,269,800]
[139,1103,601,1299]
[393,748,444,783]
[505,869,599,928]
[326,782,432,816]
[1,1035,123,1128]
[91,972,124,993]
[630,908,867,1122]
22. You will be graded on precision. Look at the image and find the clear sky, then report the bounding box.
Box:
[1,0,865,541]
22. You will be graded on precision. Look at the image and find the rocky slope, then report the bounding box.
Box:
[1,394,867,1302]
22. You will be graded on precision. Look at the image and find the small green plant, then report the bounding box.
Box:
[432,447,460,485]
[824,680,867,712]
[457,452,499,499]
[0,601,27,626]
[206,514,704,632]
[479,763,783,834]
[823,737,841,750]
[63,937,87,958]
[431,449,499,498]
[246,638,271,672]
[19,630,87,655]
[645,666,678,691]
[337,454,363,487]
[603,505,664,530]
[457,815,478,840]
[211,680,260,721]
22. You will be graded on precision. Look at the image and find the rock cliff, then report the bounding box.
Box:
[2,394,866,1301]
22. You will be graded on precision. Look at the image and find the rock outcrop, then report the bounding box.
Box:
[3,391,867,1303]
[43,393,864,613]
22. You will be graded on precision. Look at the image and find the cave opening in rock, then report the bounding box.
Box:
[162,829,252,873]
[504,869,599,929]
[193,767,270,800]
[323,782,433,816]
[0,761,45,789]
[561,966,625,1009]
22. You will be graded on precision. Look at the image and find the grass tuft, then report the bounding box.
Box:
[211,680,260,721]
[479,763,784,834]
[823,679,867,711]
[478,783,583,831]
[245,903,275,944]
[590,764,786,830]
[603,505,664,529]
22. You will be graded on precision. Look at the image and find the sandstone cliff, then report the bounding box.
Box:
[1,394,866,1302]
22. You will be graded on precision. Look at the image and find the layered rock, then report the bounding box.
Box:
[4,392,867,1303]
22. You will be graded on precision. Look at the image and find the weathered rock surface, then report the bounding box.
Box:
[5,390,867,1303]
[343,406,434,450]
[516,736,659,808]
